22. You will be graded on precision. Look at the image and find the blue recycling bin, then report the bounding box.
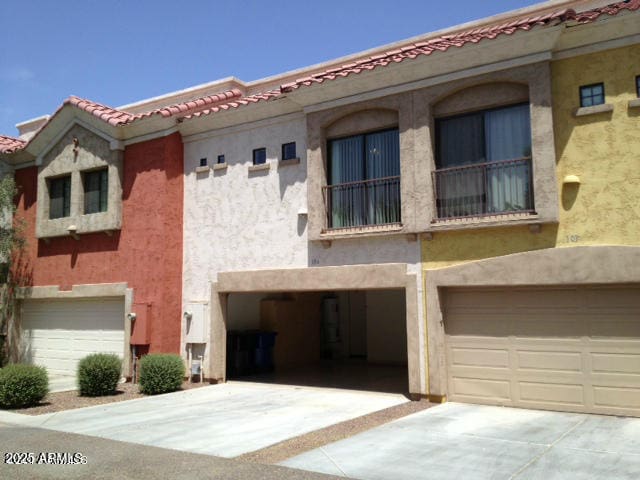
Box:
[254,331,277,372]
[227,330,277,376]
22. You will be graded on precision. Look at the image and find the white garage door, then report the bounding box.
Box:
[21,298,125,376]
[444,286,640,417]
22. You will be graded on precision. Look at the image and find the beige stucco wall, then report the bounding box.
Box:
[227,293,265,331]
[36,123,123,238]
[182,114,309,304]
[366,289,407,364]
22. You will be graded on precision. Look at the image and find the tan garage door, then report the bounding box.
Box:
[444,286,640,417]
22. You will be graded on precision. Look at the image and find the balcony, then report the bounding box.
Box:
[432,157,534,220]
[323,176,401,230]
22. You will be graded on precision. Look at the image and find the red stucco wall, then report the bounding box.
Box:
[14,132,184,354]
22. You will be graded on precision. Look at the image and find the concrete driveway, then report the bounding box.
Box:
[4,381,407,458]
[281,402,640,480]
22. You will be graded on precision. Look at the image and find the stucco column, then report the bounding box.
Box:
[209,283,227,383]
[404,274,422,396]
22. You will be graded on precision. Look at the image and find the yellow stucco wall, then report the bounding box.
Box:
[422,44,640,270]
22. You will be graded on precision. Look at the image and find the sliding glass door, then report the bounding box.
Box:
[328,129,400,228]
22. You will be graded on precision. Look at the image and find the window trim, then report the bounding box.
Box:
[579,82,605,108]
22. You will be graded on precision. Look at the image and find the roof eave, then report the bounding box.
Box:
[282,25,564,108]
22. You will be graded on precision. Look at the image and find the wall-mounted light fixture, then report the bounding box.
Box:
[67,225,79,240]
[563,174,581,185]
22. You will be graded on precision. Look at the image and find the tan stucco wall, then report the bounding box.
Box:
[36,123,123,238]
[209,263,421,393]
[306,93,417,239]
[366,289,407,364]
[306,62,559,242]
[420,44,640,397]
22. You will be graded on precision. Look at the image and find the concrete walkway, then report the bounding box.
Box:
[281,402,640,480]
[2,381,408,458]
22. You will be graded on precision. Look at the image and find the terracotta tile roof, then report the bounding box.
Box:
[66,96,136,126]
[3,0,638,152]
[2,89,247,153]
[280,9,573,92]
[180,89,283,121]
[280,0,639,93]
[0,134,26,154]
[134,88,244,120]
[66,88,245,126]
[573,0,640,22]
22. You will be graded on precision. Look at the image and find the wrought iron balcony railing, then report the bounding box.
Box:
[432,157,534,220]
[323,176,401,229]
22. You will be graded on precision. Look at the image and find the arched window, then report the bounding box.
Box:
[324,110,401,229]
[433,83,534,219]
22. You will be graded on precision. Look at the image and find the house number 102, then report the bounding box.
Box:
[566,235,580,243]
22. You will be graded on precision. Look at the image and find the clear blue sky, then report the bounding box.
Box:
[0,0,542,136]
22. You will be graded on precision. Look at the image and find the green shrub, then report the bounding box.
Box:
[0,364,48,408]
[139,354,185,395]
[77,353,122,397]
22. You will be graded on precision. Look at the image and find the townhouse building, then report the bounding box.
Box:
[1,0,638,415]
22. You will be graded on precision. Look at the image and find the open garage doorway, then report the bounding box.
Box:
[225,289,409,394]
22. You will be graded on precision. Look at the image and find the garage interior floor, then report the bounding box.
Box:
[234,359,409,395]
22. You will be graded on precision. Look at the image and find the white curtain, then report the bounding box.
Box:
[436,104,532,217]
[484,104,531,213]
